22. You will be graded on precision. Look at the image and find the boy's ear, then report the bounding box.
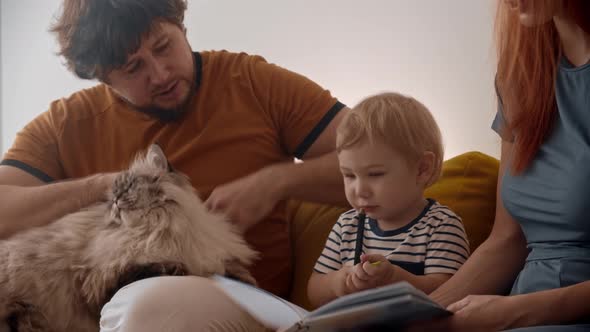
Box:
[416,151,435,186]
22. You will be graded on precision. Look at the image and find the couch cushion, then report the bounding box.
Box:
[287,200,348,308]
[424,151,499,253]
[287,151,499,308]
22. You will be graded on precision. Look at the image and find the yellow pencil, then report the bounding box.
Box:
[370,261,381,266]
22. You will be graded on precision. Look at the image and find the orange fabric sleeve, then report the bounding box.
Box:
[247,55,344,158]
[2,101,66,182]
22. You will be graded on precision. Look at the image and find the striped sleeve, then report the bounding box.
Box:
[424,210,470,274]
[313,215,344,274]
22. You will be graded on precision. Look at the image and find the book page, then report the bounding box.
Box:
[210,275,308,329]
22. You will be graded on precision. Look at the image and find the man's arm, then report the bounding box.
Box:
[264,150,346,206]
[0,166,114,239]
[205,108,350,230]
[248,106,349,206]
[282,107,349,205]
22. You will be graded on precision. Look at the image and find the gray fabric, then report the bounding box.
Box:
[491,95,515,142]
[492,58,590,327]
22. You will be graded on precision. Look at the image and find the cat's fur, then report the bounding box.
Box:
[0,144,258,332]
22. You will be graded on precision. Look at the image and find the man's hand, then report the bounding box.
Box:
[86,172,118,202]
[204,166,285,232]
[346,254,395,292]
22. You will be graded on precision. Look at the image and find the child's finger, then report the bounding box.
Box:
[346,273,365,293]
[351,274,371,291]
[360,253,371,264]
[353,264,371,281]
[345,274,355,293]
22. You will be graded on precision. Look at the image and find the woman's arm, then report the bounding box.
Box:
[388,267,451,294]
[511,280,590,326]
[415,277,590,331]
[430,140,529,307]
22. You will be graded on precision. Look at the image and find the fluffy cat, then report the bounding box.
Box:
[0,144,258,332]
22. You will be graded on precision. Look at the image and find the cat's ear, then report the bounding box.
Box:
[147,143,169,171]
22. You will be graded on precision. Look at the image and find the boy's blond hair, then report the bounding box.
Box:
[336,92,444,187]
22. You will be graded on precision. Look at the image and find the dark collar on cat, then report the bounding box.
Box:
[103,262,188,308]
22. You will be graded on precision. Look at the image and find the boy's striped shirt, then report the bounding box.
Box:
[313,199,470,275]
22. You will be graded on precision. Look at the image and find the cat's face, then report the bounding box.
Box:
[109,144,191,226]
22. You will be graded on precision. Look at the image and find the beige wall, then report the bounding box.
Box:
[1,0,500,158]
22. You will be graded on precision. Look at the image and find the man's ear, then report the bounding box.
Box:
[416,151,435,186]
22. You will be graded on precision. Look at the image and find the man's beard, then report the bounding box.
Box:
[133,53,198,123]
[135,93,193,123]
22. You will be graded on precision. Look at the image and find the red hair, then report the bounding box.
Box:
[495,0,590,173]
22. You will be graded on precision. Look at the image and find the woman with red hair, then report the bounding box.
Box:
[411,0,590,331]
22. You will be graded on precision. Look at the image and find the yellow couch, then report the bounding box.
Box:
[286,151,500,309]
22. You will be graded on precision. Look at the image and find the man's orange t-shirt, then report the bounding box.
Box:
[2,50,344,298]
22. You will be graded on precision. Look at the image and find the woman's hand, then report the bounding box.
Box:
[446,295,522,331]
[406,294,526,332]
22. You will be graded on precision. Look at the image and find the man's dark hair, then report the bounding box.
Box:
[50,0,188,80]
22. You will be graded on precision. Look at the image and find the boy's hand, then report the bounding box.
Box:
[361,254,396,286]
[346,254,395,292]
[332,266,354,297]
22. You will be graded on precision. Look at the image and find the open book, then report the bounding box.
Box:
[210,275,451,331]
